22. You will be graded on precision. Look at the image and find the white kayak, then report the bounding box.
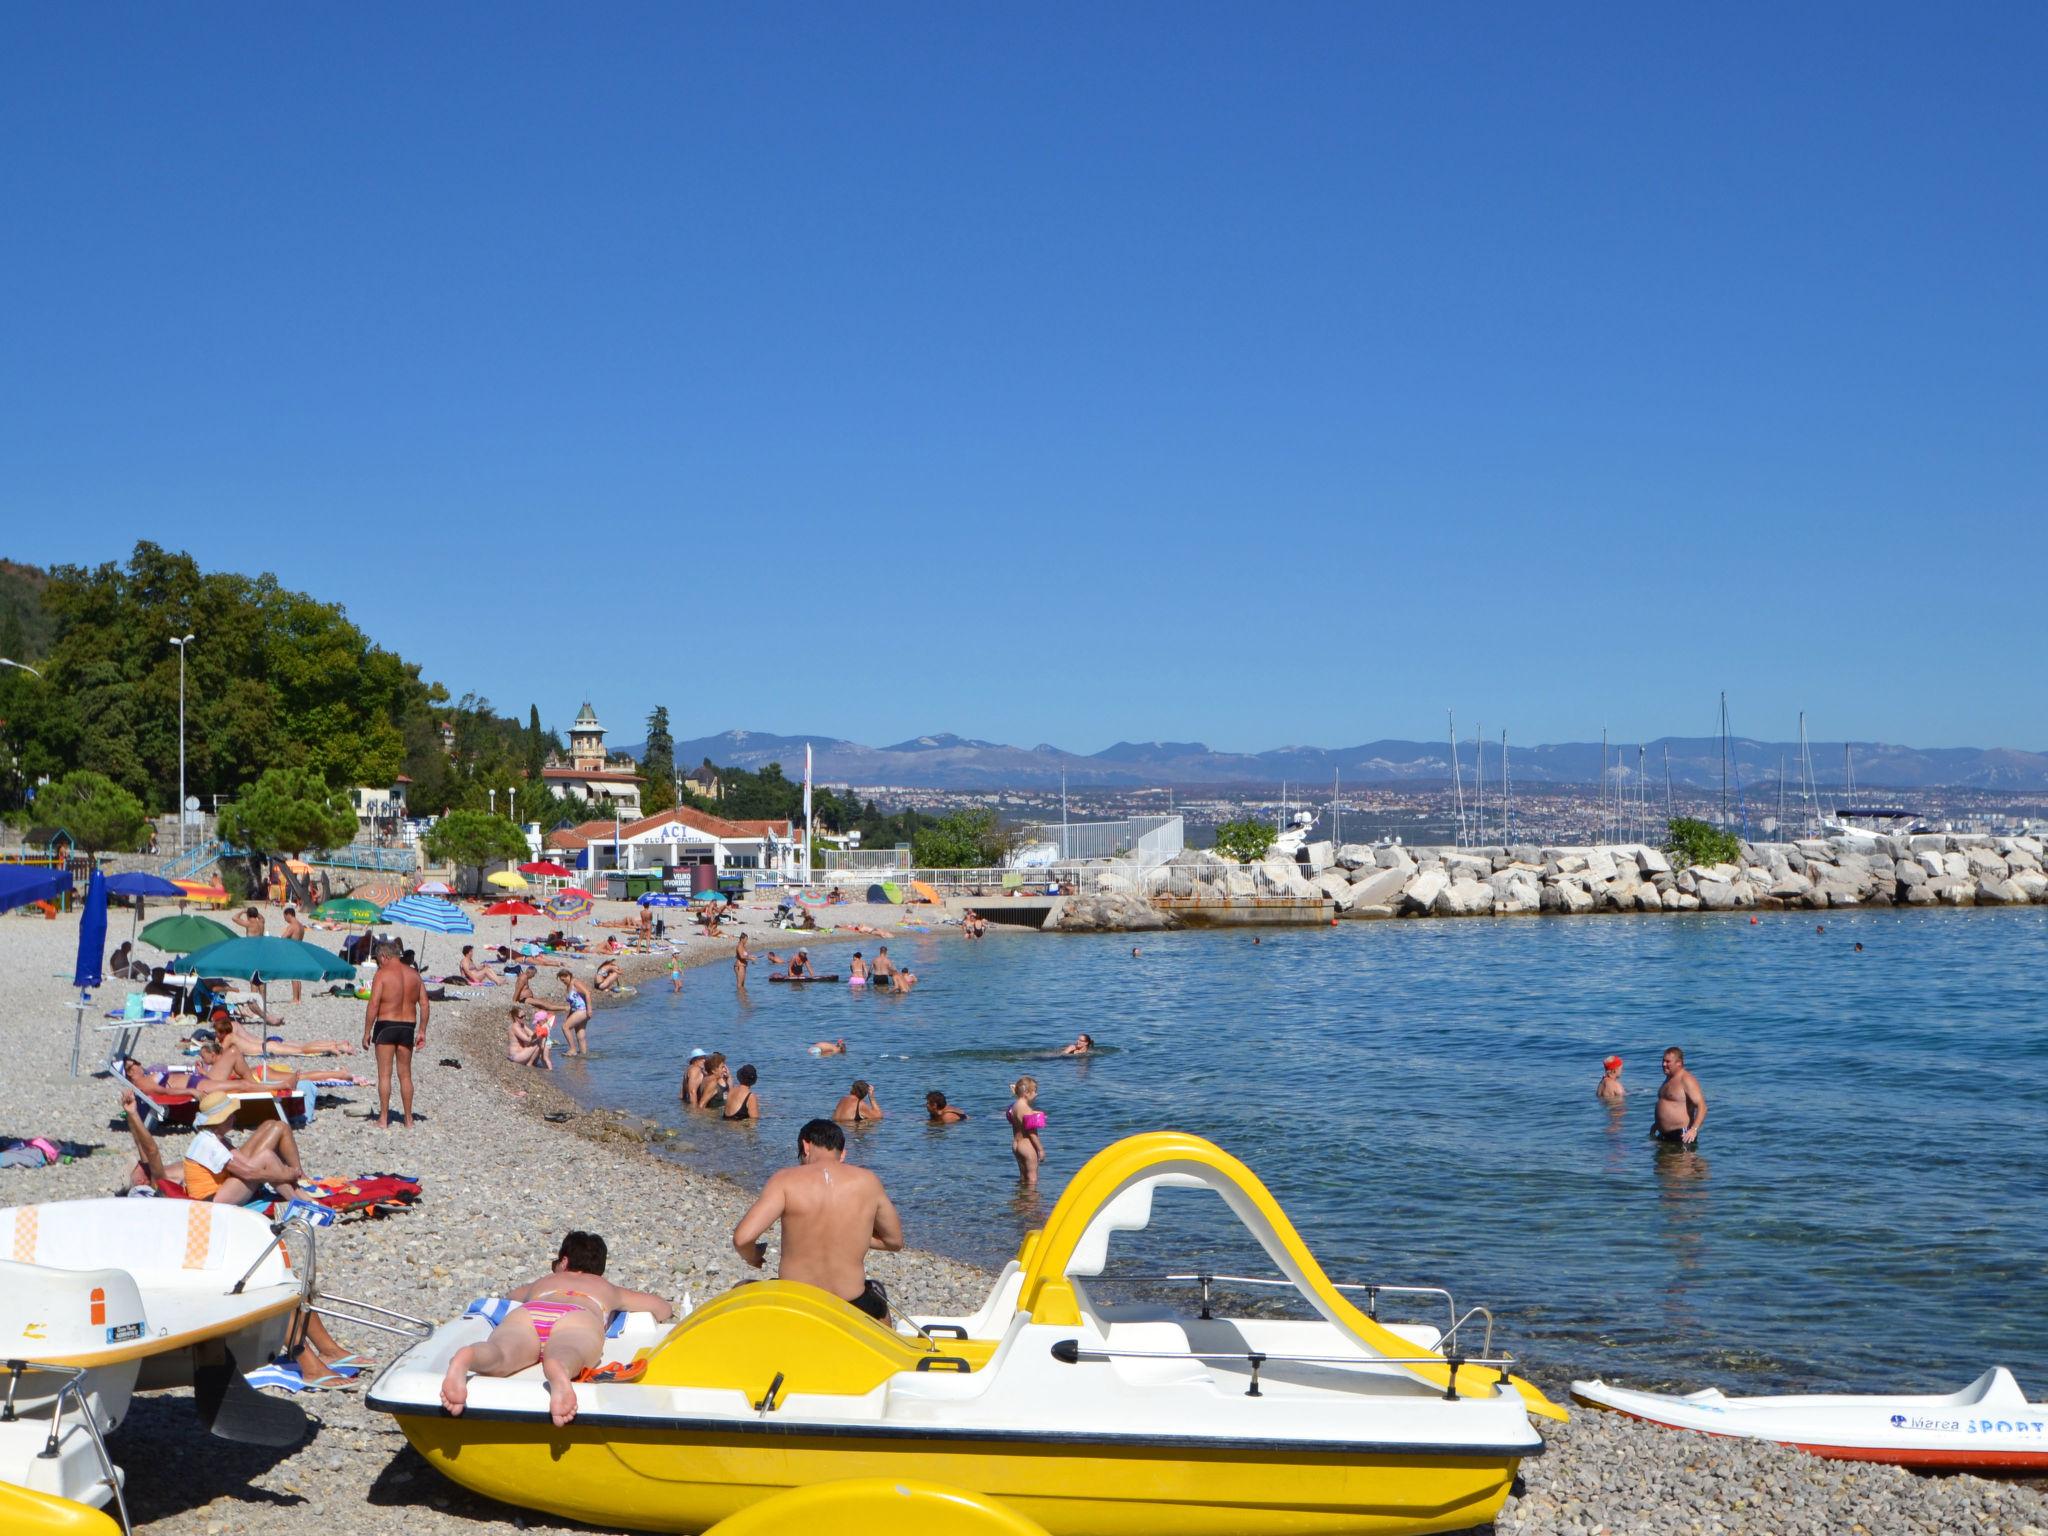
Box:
[1571,1369,2048,1471]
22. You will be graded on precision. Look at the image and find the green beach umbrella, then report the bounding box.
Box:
[139,913,237,953]
[171,935,357,982]
[313,897,382,924]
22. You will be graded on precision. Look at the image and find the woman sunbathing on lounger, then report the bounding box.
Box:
[206,1008,353,1058]
[120,1043,290,1097]
[119,1089,307,1204]
[440,1231,673,1426]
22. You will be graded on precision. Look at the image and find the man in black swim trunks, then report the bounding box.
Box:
[730,1119,903,1321]
[1650,1045,1705,1147]
[363,939,429,1128]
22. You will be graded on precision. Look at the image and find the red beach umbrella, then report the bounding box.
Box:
[519,861,572,878]
[485,900,540,916]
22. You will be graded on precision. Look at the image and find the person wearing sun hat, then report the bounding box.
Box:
[1595,1055,1626,1102]
[180,1092,307,1204]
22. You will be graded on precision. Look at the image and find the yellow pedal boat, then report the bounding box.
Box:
[369,1131,1564,1535]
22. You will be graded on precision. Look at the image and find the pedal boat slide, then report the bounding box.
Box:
[1,1199,312,1535]
[369,1131,1565,1535]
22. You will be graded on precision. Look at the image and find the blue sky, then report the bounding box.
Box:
[4,4,2043,753]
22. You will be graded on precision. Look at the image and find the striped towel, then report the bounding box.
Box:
[246,1356,362,1393]
[463,1296,627,1338]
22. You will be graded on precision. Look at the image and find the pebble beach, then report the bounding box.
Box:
[3,897,2044,1535]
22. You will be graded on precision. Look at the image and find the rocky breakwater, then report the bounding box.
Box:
[1048,831,2048,929]
[1316,830,2048,919]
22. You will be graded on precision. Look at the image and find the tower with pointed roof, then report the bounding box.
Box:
[568,701,607,772]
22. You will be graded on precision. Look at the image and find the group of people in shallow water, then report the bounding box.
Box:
[672,1023,1099,1190]
[728,934,917,992]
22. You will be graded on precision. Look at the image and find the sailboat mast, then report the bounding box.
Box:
[1663,745,1673,823]
[1601,728,1609,844]
[1719,692,1729,827]
[1475,724,1484,847]
[1501,729,1509,844]
[1449,711,1465,846]
[1332,770,1340,849]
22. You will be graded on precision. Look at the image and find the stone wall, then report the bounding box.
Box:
[1113,832,2048,922]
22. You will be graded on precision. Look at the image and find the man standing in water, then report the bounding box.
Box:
[733,932,754,990]
[1651,1046,1705,1146]
[731,1119,904,1320]
[363,939,428,1128]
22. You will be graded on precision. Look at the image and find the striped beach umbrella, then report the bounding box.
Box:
[379,894,476,935]
[544,890,593,921]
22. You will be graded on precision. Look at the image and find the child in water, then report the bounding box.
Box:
[668,956,684,993]
[1007,1075,1047,1186]
[1595,1055,1625,1101]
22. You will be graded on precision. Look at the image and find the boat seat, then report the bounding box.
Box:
[639,1282,992,1400]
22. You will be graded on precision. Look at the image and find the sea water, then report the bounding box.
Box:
[560,907,2048,1392]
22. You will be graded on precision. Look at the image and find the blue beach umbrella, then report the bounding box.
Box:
[105,871,186,899]
[73,865,107,991]
[638,893,689,908]
[379,894,476,935]
[0,864,72,913]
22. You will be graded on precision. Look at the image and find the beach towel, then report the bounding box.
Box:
[246,1356,363,1393]
[299,1173,422,1217]
[463,1296,629,1338]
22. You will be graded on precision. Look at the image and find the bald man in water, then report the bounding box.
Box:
[731,1119,904,1320]
[1651,1046,1706,1147]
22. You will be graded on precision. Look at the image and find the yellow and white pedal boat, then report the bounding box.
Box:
[1,1199,311,1536]
[369,1132,1564,1535]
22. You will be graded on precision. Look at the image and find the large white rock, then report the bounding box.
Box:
[1553,854,1588,875]
[1256,857,1298,893]
[1696,878,1738,911]
[1225,866,1257,898]
[1636,846,1672,876]
[1336,843,1377,871]
[2013,869,2048,900]
[1584,849,1619,882]
[1488,869,1542,914]
[1661,885,1687,910]
[1445,852,1493,881]
[1400,869,1448,915]
[1375,846,1416,873]
[1941,852,1972,880]
[1341,867,1409,911]
[1434,877,1495,917]
[1769,868,1812,899]
[1966,847,2010,880]
[1311,869,1352,900]
[1976,877,2025,905]
[1303,840,1336,874]
[1557,880,1595,914]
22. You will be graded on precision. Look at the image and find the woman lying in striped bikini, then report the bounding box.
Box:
[440,1231,674,1426]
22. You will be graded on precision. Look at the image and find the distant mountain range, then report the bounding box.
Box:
[644,729,2048,793]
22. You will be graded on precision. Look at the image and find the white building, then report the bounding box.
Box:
[544,805,804,882]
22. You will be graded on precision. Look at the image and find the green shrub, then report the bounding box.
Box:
[1213,818,1279,863]
[1665,817,1742,869]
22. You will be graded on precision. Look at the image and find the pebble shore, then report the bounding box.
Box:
[3,899,2043,1534]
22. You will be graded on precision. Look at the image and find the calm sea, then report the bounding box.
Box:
[557,908,2048,1394]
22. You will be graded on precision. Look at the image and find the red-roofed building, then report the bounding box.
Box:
[541,701,644,816]
[543,805,804,882]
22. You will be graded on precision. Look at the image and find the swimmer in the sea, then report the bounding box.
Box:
[925,1090,968,1124]
[1057,1032,1095,1056]
[809,1038,847,1057]
[1006,1075,1046,1186]
[1595,1054,1624,1101]
[849,952,869,987]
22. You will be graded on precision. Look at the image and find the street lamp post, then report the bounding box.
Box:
[169,635,195,853]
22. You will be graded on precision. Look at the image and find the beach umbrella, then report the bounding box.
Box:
[545,890,593,921]
[313,897,382,925]
[691,888,724,904]
[106,871,185,900]
[171,936,356,982]
[380,894,475,934]
[171,879,230,905]
[638,893,689,907]
[415,879,453,896]
[140,913,236,953]
[520,860,572,877]
[73,865,107,991]
[0,864,72,913]
[487,871,529,890]
[485,899,540,916]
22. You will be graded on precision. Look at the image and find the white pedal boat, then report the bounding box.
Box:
[1,1199,311,1533]
[1572,1369,2048,1471]
[371,1131,1565,1535]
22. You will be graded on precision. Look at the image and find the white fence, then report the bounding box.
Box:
[1016,814,1183,868]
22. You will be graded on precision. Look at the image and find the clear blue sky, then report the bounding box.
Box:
[4,4,2043,753]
